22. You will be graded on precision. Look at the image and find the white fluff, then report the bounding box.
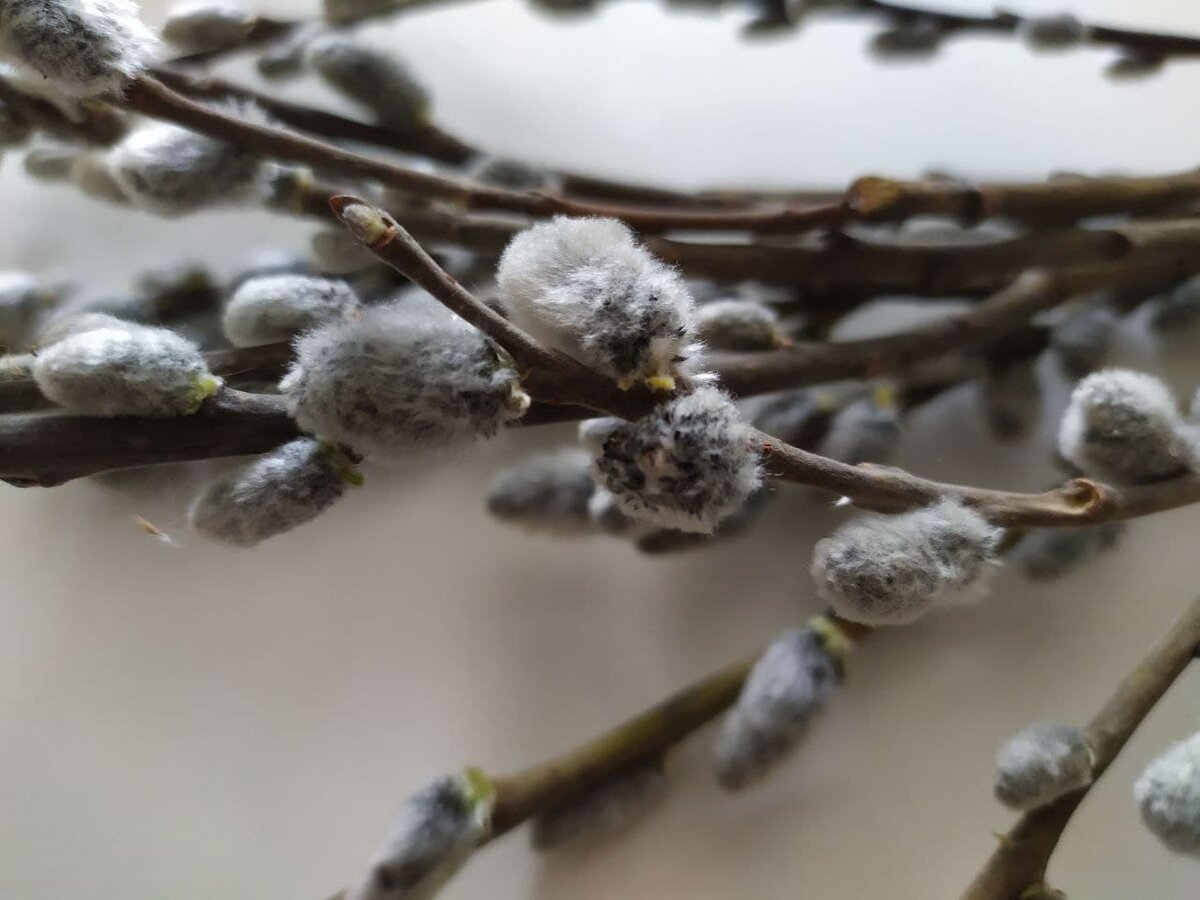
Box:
[281,303,528,459]
[713,626,841,790]
[189,438,353,548]
[811,499,1003,626]
[32,324,219,416]
[345,771,492,900]
[497,217,699,387]
[37,311,142,347]
[994,723,1093,811]
[0,0,156,98]
[223,274,359,347]
[108,121,263,216]
[1057,369,1193,484]
[1136,731,1200,856]
[531,759,666,850]
[585,386,761,534]
[161,2,254,53]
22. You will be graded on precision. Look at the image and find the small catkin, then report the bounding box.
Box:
[821,389,901,465]
[189,438,355,547]
[0,271,47,350]
[344,769,493,900]
[496,216,699,388]
[161,2,255,53]
[750,389,836,448]
[1020,14,1087,50]
[108,121,263,216]
[281,303,529,459]
[223,274,359,347]
[695,298,785,352]
[713,625,843,790]
[811,499,1003,626]
[32,325,220,417]
[0,0,157,98]
[69,151,130,206]
[22,141,79,182]
[1135,731,1200,856]
[308,36,430,133]
[1016,522,1125,581]
[586,386,762,534]
[1057,369,1194,484]
[485,448,597,535]
[979,361,1042,444]
[467,155,561,192]
[994,723,1094,811]
[1051,301,1118,379]
[531,758,667,850]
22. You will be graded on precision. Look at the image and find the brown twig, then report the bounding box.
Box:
[961,593,1200,900]
[0,75,127,146]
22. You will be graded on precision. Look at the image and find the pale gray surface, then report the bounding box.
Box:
[3,1,1200,898]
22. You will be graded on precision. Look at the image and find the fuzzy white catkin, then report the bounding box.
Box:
[1135,731,1200,856]
[161,2,254,53]
[345,771,491,900]
[586,387,762,534]
[531,759,666,850]
[281,303,528,459]
[467,155,561,193]
[713,626,841,790]
[37,311,142,347]
[108,122,263,216]
[980,361,1041,444]
[0,0,156,98]
[994,723,1093,811]
[1057,369,1194,484]
[811,499,1003,626]
[485,448,597,535]
[308,36,430,133]
[1051,301,1117,379]
[1016,522,1125,581]
[189,438,353,547]
[497,216,699,386]
[33,324,219,417]
[223,274,359,347]
[695,299,782,352]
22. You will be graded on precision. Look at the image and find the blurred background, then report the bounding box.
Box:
[2,0,1200,897]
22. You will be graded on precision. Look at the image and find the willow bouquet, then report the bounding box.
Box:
[3,0,1200,897]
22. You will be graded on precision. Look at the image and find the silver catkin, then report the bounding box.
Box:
[485,448,597,535]
[1135,731,1200,856]
[222,274,359,347]
[994,723,1093,811]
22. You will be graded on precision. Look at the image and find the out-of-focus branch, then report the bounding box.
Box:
[962,593,1200,900]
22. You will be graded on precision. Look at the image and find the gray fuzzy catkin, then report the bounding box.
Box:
[531,759,666,850]
[0,271,46,349]
[467,155,560,192]
[345,772,490,900]
[1016,522,1125,581]
[586,387,762,534]
[281,303,528,459]
[994,723,1093,811]
[1057,369,1194,484]
[161,2,254,53]
[979,361,1041,444]
[69,151,130,206]
[1051,301,1117,379]
[108,121,263,216]
[37,311,142,347]
[1135,731,1200,856]
[0,0,156,98]
[821,393,901,465]
[308,36,430,133]
[223,274,359,347]
[634,486,771,555]
[496,217,699,386]
[713,626,841,790]
[33,325,218,416]
[485,448,597,535]
[811,499,1003,626]
[695,299,782,352]
[189,438,351,547]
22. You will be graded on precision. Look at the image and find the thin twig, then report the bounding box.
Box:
[962,593,1200,900]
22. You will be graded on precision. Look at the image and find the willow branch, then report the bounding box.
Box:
[119,75,844,233]
[962,593,1200,900]
[0,75,127,145]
